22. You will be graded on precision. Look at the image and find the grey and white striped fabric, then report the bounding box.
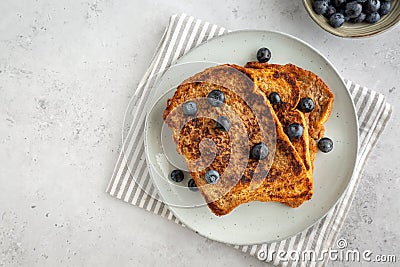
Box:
[106,14,392,267]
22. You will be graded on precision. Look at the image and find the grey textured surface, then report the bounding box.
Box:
[0,0,399,266]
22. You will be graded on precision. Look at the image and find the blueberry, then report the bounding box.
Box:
[188,179,198,191]
[207,90,225,107]
[268,92,281,105]
[332,0,346,8]
[170,169,184,183]
[329,13,345,27]
[350,12,366,22]
[324,6,337,18]
[286,123,304,139]
[345,1,363,18]
[313,0,329,14]
[182,101,198,116]
[297,97,315,113]
[318,137,334,153]
[365,0,381,13]
[205,170,220,184]
[250,143,269,160]
[365,12,381,23]
[215,116,232,131]
[256,47,272,63]
[379,1,390,15]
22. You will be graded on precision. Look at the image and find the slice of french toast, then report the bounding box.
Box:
[163,65,312,216]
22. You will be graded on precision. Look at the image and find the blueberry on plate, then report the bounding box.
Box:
[268,92,281,105]
[329,13,345,27]
[297,97,315,113]
[345,1,363,18]
[350,12,366,22]
[256,47,272,63]
[365,0,381,13]
[215,116,232,131]
[205,170,220,184]
[318,137,334,153]
[286,123,304,139]
[365,12,381,23]
[313,0,329,14]
[188,179,198,191]
[182,101,198,116]
[207,90,225,107]
[379,1,391,15]
[250,143,269,160]
[170,169,184,183]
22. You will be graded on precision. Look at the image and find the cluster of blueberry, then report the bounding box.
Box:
[170,168,221,190]
[312,0,392,28]
[169,169,199,191]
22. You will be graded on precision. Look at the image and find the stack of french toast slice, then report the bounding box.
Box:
[163,62,334,216]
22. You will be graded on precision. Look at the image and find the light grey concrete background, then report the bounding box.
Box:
[0,0,399,266]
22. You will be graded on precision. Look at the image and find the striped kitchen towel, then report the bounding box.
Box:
[106,14,392,267]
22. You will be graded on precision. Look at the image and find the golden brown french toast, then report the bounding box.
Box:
[163,65,312,216]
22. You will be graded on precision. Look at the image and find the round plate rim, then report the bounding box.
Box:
[143,29,359,245]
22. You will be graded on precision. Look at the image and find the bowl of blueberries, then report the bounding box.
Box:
[303,0,400,37]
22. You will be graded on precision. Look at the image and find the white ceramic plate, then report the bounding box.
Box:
[143,30,359,245]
